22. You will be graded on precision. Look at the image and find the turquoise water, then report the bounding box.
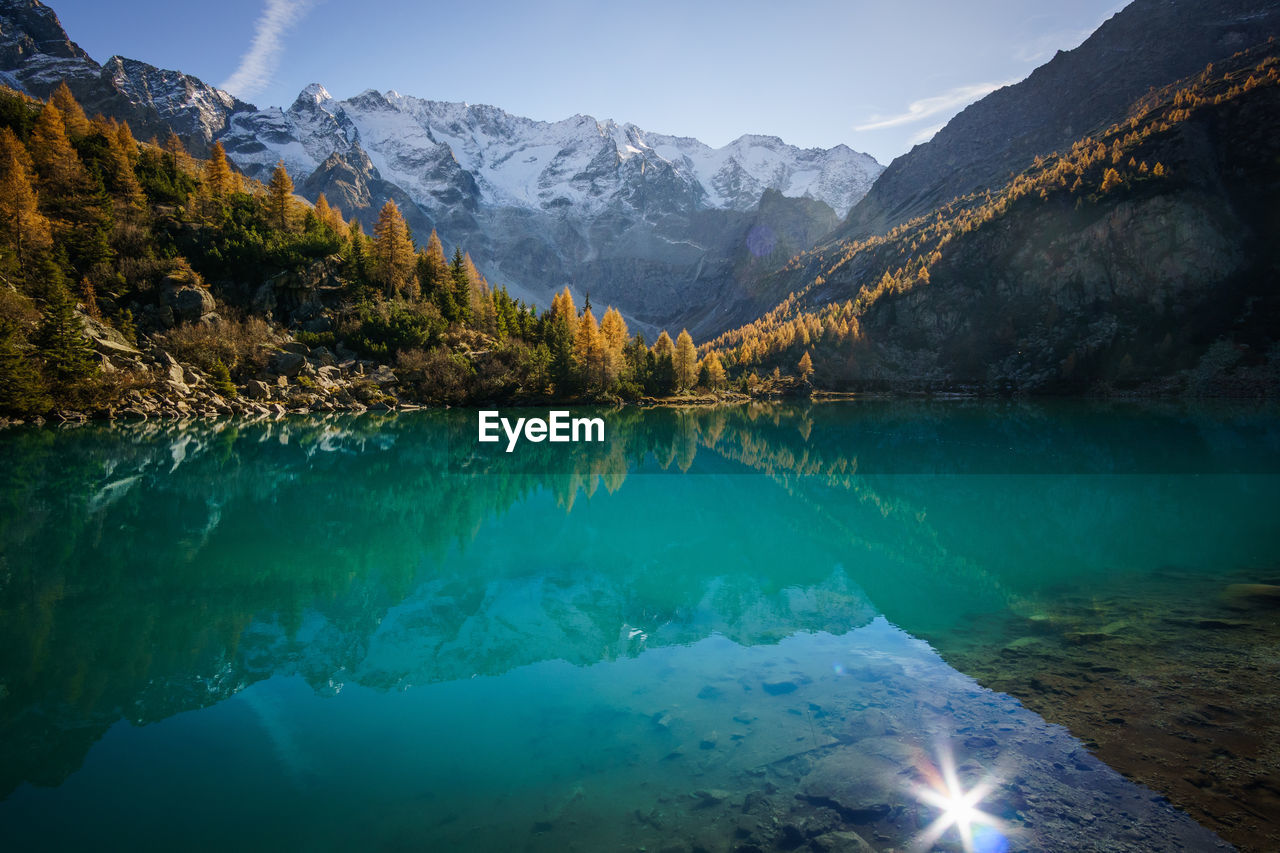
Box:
[0,402,1277,851]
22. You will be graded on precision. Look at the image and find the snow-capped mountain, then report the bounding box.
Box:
[222,84,880,218]
[0,0,883,336]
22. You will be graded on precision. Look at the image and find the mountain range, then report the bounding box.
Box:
[2,0,1278,396]
[0,0,881,337]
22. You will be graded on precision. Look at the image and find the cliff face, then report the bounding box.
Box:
[837,0,1280,242]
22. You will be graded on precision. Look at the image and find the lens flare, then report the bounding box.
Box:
[912,746,1008,853]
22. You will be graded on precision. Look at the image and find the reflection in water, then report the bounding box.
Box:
[0,401,1276,850]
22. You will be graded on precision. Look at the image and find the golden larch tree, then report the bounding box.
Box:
[205,141,233,199]
[266,160,294,232]
[600,306,628,383]
[674,329,698,390]
[30,103,88,198]
[574,306,606,389]
[49,82,90,140]
[798,350,814,380]
[373,200,416,298]
[0,127,52,271]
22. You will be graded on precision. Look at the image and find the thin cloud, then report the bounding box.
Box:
[854,81,1015,132]
[908,123,945,146]
[220,0,314,99]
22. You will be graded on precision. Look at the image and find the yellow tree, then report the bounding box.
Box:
[798,350,814,380]
[164,132,193,176]
[703,350,726,389]
[30,103,88,199]
[373,200,415,299]
[0,127,52,273]
[574,306,606,390]
[205,141,232,199]
[674,329,698,390]
[600,306,628,383]
[102,123,144,210]
[313,193,345,232]
[461,252,495,332]
[266,160,294,231]
[50,82,90,140]
[416,229,449,296]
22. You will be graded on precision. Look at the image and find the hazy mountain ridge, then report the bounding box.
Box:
[839,0,1280,242]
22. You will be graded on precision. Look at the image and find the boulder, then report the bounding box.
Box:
[310,346,336,366]
[268,351,306,377]
[162,283,216,323]
[245,380,273,400]
[76,310,139,357]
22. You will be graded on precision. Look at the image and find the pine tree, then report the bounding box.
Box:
[674,329,698,390]
[266,160,294,232]
[0,127,52,274]
[461,252,495,332]
[36,281,96,384]
[373,200,415,298]
[0,319,47,414]
[546,286,576,390]
[1100,167,1123,193]
[49,82,90,140]
[210,359,236,397]
[798,350,814,380]
[205,141,233,199]
[448,248,475,324]
[417,229,450,300]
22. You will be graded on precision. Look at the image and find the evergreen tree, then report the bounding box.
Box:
[210,359,236,397]
[674,329,698,390]
[545,286,576,391]
[35,281,96,384]
[0,318,47,414]
[417,229,450,299]
[448,248,475,325]
[373,200,415,299]
[266,160,293,232]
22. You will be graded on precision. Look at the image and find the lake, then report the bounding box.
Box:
[1,401,1277,852]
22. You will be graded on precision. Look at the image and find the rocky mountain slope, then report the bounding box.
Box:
[707,46,1280,395]
[838,0,1280,242]
[0,0,882,337]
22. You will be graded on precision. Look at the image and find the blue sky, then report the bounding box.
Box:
[49,0,1126,164]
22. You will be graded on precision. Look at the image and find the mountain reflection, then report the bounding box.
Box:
[0,401,1276,798]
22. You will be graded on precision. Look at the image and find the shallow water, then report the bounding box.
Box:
[0,401,1277,851]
